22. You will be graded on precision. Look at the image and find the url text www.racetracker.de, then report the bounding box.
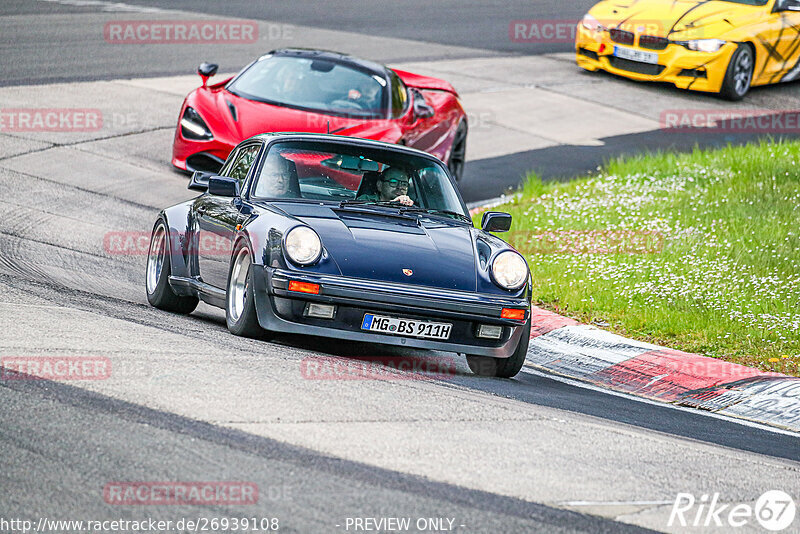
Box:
[0,517,280,533]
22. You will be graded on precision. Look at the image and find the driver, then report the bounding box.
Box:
[258,155,296,198]
[347,78,382,112]
[358,167,414,206]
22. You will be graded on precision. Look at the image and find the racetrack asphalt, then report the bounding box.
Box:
[1,1,799,532]
[1,371,652,534]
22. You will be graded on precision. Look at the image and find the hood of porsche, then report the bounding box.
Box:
[273,202,478,291]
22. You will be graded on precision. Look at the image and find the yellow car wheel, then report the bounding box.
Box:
[720,44,754,101]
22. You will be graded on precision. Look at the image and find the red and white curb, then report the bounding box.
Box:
[468,196,799,431]
[524,307,800,432]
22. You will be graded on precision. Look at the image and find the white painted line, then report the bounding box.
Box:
[0,302,74,310]
[36,0,166,12]
[522,367,800,438]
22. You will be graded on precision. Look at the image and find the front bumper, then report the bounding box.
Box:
[171,128,232,173]
[575,25,736,93]
[251,267,530,358]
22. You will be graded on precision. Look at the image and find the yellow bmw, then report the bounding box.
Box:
[575,0,800,100]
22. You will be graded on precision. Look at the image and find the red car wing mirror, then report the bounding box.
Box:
[197,62,219,88]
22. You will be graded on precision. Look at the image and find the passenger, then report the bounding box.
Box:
[358,167,414,206]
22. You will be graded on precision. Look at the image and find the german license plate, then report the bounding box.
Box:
[361,314,452,340]
[613,46,658,64]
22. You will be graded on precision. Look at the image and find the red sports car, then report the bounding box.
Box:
[172,49,469,181]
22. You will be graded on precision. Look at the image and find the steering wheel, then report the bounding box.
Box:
[330,99,364,111]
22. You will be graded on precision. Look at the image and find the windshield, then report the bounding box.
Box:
[227,55,388,119]
[252,140,467,219]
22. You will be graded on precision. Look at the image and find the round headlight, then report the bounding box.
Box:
[491,251,528,290]
[285,226,322,265]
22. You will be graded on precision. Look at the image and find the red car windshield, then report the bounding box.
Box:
[252,141,468,220]
[227,56,389,119]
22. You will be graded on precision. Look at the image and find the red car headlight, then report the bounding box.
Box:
[180,106,213,140]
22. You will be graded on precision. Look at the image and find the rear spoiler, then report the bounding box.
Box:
[391,69,459,97]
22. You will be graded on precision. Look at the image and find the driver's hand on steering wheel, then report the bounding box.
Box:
[392,195,413,206]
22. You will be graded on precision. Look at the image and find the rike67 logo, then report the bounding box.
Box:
[669,490,796,531]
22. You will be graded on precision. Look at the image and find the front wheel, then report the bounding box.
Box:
[145,220,198,314]
[226,241,264,338]
[466,319,531,378]
[719,44,753,101]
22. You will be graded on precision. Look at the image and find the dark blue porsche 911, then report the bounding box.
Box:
[145,133,531,377]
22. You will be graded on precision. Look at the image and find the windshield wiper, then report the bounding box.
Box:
[339,200,409,209]
[337,200,416,215]
[338,199,371,208]
[399,207,472,223]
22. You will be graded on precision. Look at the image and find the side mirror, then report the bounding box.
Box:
[207,176,240,197]
[774,0,800,11]
[188,170,212,192]
[198,62,219,88]
[481,212,512,233]
[411,89,435,120]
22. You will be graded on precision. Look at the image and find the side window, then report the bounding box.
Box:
[224,145,260,183]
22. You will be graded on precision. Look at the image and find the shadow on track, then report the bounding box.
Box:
[268,329,800,462]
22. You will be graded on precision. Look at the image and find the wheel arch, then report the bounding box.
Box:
[159,203,195,279]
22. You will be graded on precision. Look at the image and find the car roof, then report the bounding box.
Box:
[268,48,389,79]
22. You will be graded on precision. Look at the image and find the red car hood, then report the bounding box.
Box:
[212,90,403,144]
[392,69,459,96]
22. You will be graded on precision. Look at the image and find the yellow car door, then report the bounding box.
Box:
[754,1,800,84]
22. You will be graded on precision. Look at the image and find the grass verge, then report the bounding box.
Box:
[476,140,800,376]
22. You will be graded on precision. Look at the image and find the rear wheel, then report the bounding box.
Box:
[447,122,467,182]
[145,220,199,314]
[467,319,531,378]
[226,241,264,338]
[720,44,754,101]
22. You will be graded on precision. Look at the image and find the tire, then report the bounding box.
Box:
[719,44,754,101]
[145,219,199,314]
[466,318,531,378]
[447,121,467,182]
[225,240,263,338]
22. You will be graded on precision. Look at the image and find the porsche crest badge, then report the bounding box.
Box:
[402,269,413,276]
